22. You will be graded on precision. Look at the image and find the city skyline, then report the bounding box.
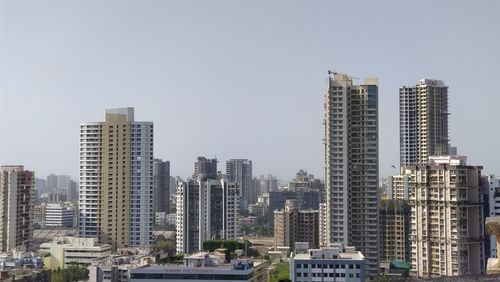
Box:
[2,1,500,182]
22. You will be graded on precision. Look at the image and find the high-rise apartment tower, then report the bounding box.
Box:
[0,165,34,252]
[226,159,252,211]
[153,159,170,213]
[400,79,449,166]
[79,107,153,248]
[193,157,218,180]
[324,71,379,278]
[406,156,484,277]
[175,179,239,254]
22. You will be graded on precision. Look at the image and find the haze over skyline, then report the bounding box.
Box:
[1,0,499,181]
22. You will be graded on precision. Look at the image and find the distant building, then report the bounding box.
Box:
[261,175,278,193]
[35,178,47,200]
[193,157,217,180]
[257,193,269,206]
[274,200,319,251]
[130,253,268,282]
[288,170,322,191]
[399,79,449,166]
[57,175,71,195]
[79,107,154,248]
[252,177,261,199]
[155,212,176,226]
[176,179,239,254]
[226,159,253,211]
[481,174,500,259]
[45,203,74,227]
[407,156,485,277]
[46,174,58,192]
[0,165,35,252]
[153,159,170,213]
[67,180,78,202]
[319,203,327,247]
[379,199,410,263]
[33,203,47,228]
[248,203,268,217]
[39,237,112,270]
[169,176,177,198]
[268,190,319,217]
[289,244,366,282]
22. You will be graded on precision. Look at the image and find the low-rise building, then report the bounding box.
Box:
[130,253,268,282]
[45,203,74,227]
[248,203,268,217]
[88,254,155,282]
[0,268,51,282]
[0,251,49,282]
[289,244,366,282]
[39,237,111,270]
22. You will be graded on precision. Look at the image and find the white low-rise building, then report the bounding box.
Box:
[45,203,74,227]
[130,253,268,282]
[39,236,111,270]
[156,212,176,226]
[289,244,365,282]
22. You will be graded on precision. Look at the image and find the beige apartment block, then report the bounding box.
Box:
[274,199,319,251]
[79,108,153,248]
[405,156,484,277]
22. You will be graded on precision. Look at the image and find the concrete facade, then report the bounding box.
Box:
[405,156,485,277]
[481,174,500,259]
[289,244,366,282]
[45,203,74,227]
[79,107,154,248]
[40,236,111,270]
[153,159,170,213]
[226,159,253,211]
[324,72,379,278]
[0,166,34,252]
[400,79,449,166]
[176,179,239,254]
[274,200,319,251]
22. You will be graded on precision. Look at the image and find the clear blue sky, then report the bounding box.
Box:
[1,0,499,181]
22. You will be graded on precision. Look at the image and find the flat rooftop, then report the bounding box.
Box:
[294,251,364,261]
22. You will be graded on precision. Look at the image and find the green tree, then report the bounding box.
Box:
[269,262,290,282]
[153,239,176,256]
[376,272,391,282]
[51,264,88,282]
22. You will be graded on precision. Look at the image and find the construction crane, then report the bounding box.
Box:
[328,70,359,80]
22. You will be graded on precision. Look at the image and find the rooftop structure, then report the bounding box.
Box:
[290,244,366,282]
[39,236,111,270]
[88,254,155,282]
[130,253,268,282]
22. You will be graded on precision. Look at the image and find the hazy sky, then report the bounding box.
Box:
[1,1,499,181]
